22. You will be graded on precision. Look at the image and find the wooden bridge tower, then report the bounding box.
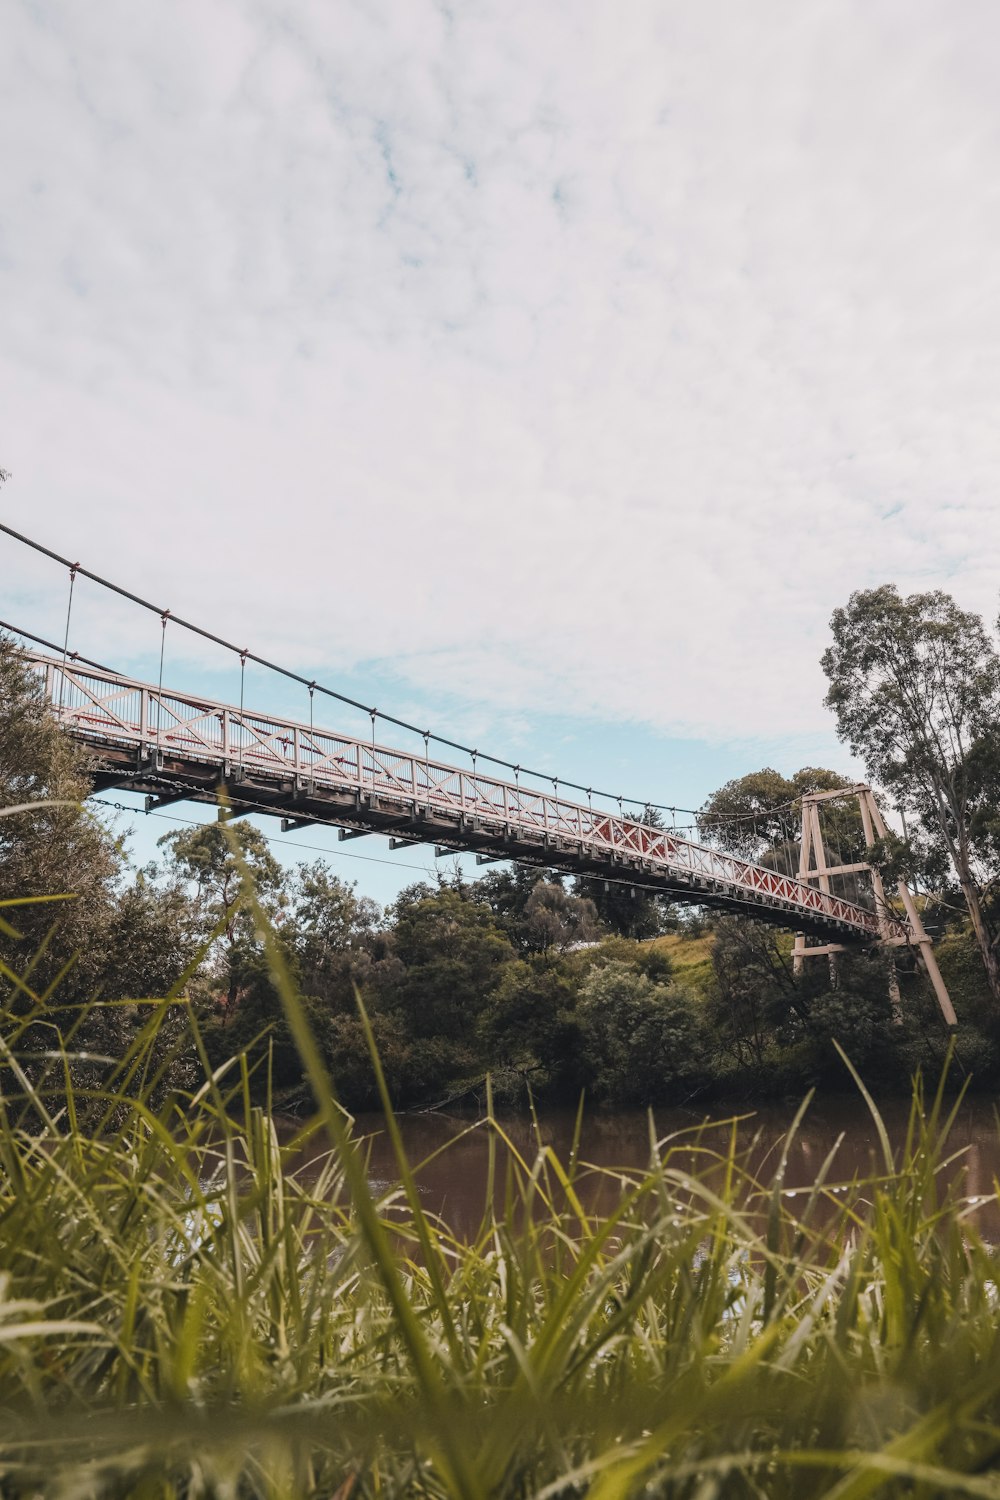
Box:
[792,785,956,1027]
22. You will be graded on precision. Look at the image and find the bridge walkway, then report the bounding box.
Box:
[27,652,907,947]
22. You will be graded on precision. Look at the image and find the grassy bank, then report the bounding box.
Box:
[646,930,716,994]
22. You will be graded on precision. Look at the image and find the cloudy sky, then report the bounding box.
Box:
[3,1,999,896]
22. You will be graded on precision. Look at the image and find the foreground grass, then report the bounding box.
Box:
[3,896,1000,1496]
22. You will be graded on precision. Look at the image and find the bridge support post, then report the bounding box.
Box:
[854,790,903,1023]
[793,799,842,988]
[794,786,955,1028]
[862,789,956,1028]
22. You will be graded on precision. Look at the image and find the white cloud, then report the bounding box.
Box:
[2,0,999,747]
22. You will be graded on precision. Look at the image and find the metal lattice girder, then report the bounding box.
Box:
[28,651,914,946]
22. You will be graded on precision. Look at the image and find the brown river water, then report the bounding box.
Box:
[283,1093,1000,1241]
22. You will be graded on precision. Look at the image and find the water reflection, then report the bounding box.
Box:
[282,1094,1000,1241]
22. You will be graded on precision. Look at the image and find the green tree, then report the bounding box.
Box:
[959,726,1000,941]
[822,585,1000,1005]
[706,917,902,1086]
[474,865,555,944]
[474,866,600,951]
[573,877,668,939]
[383,882,515,1095]
[576,960,707,1106]
[0,633,120,1000]
[288,862,382,1012]
[481,954,583,1098]
[98,874,202,1001]
[766,948,899,1082]
[0,632,198,1106]
[521,880,601,952]
[704,917,794,1070]
[157,821,287,1017]
[699,768,798,861]
[700,767,860,870]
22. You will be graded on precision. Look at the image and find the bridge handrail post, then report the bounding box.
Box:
[138,684,149,747]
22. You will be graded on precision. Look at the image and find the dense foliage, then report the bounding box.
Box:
[822,585,1000,1002]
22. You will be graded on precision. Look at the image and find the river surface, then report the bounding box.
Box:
[285,1093,1000,1241]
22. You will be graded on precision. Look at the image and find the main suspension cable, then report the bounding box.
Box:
[0,524,872,834]
[2,521,717,820]
[0,617,114,673]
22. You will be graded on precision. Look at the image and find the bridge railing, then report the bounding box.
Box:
[29,653,908,942]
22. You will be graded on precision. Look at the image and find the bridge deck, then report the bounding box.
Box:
[28,653,909,945]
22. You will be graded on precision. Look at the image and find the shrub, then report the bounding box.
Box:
[576,959,709,1105]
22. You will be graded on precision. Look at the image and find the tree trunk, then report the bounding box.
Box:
[929,787,1000,1008]
[956,866,1000,1006]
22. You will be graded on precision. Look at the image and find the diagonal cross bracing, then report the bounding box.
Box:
[27,652,910,946]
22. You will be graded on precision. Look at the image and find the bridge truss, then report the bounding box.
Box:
[25,651,940,968]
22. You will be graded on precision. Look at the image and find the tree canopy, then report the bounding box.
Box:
[0,633,120,998]
[699,766,861,876]
[822,585,1000,1004]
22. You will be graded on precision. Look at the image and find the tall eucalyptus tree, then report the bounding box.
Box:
[822,585,1000,1006]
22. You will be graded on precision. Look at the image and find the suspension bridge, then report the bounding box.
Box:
[1,522,956,1024]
